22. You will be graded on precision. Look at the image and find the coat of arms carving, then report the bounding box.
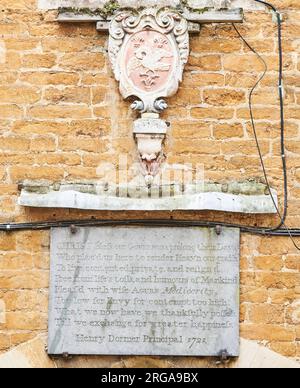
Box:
[108,7,189,184]
[109,7,189,114]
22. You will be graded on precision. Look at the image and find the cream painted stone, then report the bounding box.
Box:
[231,339,300,369]
[18,188,278,213]
[0,336,56,369]
[0,41,6,64]
[0,300,6,324]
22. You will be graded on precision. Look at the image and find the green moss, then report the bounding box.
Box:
[177,1,211,13]
[59,0,120,19]
[178,1,211,14]
[59,1,214,20]
[101,0,120,17]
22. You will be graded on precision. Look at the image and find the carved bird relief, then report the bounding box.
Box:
[127,46,173,88]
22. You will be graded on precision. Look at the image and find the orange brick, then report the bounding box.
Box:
[19,72,80,86]
[284,255,300,271]
[203,89,245,106]
[4,38,39,51]
[0,136,30,151]
[10,333,36,348]
[248,304,285,324]
[90,87,107,105]
[30,137,56,152]
[16,231,49,253]
[255,273,300,289]
[0,270,49,290]
[0,334,10,351]
[59,53,105,71]
[213,123,244,139]
[172,123,211,139]
[28,105,91,120]
[173,139,220,155]
[191,107,234,120]
[254,255,283,271]
[0,253,33,270]
[0,105,23,119]
[169,88,200,106]
[240,324,295,342]
[65,166,98,180]
[3,312,47,331]
[223,55,264,72]
[0,233,16,251]
[191,38,242,54]
[188,55,221,71]
[184,73,224,88]
[44,87,91,104]
[37,153,81,166]
[241,287,268,304]
[269,289,296,304]
[10,166,64,182]
[22,54,56,69]
[221,140,270,156]
[59,137,107,153]
[0,87,41,104]
[269,342,297,357]
[2,290,47,311]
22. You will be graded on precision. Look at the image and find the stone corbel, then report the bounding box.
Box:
[133,114,168,185]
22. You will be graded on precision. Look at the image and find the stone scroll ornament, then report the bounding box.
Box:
[108,7,189,185]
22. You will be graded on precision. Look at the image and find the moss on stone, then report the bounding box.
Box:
[58,0,120,19]
[58,1,213,20]
[178,1,211,14]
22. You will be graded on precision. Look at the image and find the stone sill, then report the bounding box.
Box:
[18,184,278,213]
[38,1,264,12]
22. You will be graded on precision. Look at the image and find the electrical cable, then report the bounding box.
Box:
[234,1,300,248]
[1,0,300,239]
[232,22,300,249]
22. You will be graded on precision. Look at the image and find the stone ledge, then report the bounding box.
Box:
[38,1,264,11]
[18,184,278,213]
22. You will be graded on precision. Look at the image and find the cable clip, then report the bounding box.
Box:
[271,11,283,24]
[6,224,11,231]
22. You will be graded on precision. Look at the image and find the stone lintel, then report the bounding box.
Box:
[18,186,278,214]
[57,8,244,25]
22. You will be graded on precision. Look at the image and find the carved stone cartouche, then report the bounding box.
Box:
[108,7,189,183]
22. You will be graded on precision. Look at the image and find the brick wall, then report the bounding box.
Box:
[0,0,299,364]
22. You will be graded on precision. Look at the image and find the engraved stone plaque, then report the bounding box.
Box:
[48,226,240,356]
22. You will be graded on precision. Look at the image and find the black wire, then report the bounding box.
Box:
[230,4,300,247]
[232,23,300,249]
[254,0,277,13]
[231,24,279,225]
[1,0,299,239]
[2,218,300,236]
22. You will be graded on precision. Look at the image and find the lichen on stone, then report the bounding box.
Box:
[58,0,214,19]
[58,0,120,19]
[178,0,211,14]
